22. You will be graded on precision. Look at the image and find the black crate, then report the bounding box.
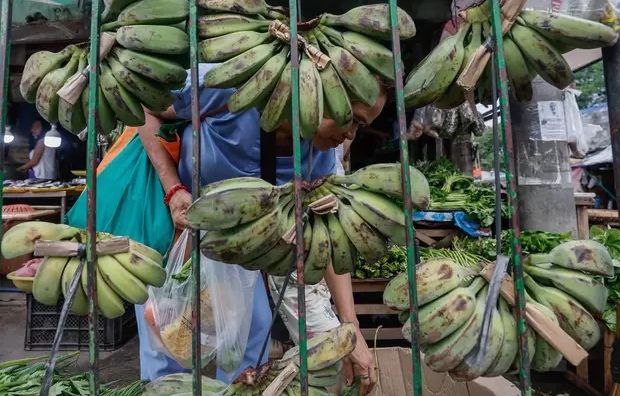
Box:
[25,294,137,351]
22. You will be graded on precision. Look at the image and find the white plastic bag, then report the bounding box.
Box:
[558,0,618,25]
[563,88,588,158]
[145,230,258,375]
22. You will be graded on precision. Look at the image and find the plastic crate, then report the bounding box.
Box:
[24,294,137,351]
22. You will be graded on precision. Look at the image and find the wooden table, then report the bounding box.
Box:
[574,192,596,239]
[3,190,82,223]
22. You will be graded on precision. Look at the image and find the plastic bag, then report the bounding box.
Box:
[558,0,618,26]
[142,373,227,395]
[146,230,257,374]
[563,88,588,158]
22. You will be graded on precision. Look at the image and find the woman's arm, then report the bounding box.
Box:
[17,140,45,172]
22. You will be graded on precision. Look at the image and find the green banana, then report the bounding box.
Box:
[504,35,533,102]
[81,263,126,319]
[404,26,467,109]
[36,50,80,123]
[304,216,331,285]
[528,299,563,372]
[58,51,88,134]
[81,84,118,135]
[112,47,188,85]
[317,62,353,128]
[108,56,173,112]
[510,23,574,90]
[320,26,395,80]
[33,256,70,306]
[199,31,272,62]
[197,13,270,38]
[197,0,270,16]
[484,298,519,377]
[203,41,280,88]
[20,46,75,103]
[548,239,614,276]
[525,264,607,314]
[99,61,145,126]
[102,0,188,30]
[113,250,166,287]
[129,240,163,265]
[61,258,89,316]
[319,4,416,40]
[337,199,387,264]
[101,0,138,23]
[326,213,354,275]
[1,221,80,259]
[97,254,149,305]
[260,61,292,132]
[228,46,288,113]
[329,163,431,210]
[299,55,323,139]
[315,30,379,107]
[116,25,189,55]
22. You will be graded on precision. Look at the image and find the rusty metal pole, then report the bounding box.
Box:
[603,39,620,208]
[0,1,11,249]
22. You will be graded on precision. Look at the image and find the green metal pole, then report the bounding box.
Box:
[0,0,11,257]
[86,0,102,394]
[188,0,202,394]
[387,1,422,395]
[288,1,308,394]
[488,1,531,394]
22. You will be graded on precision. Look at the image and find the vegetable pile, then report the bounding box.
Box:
[591,225,620,332]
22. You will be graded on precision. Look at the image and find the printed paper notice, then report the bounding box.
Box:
[537,101,567,141]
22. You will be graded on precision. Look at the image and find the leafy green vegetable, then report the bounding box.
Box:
[591,225,620,260]
[603,305,617,333]
[354,245,407,280]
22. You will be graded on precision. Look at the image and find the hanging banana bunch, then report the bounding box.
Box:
[403,0,618,109]
[20,0,190,135]
[187,163,430,283]
[198,2,416,137]
[384,238,612,380]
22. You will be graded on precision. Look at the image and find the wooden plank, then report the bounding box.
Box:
[605,332,613,395]
[415,230,437,246]
[576,205,590,240]
[2,209,59,221]
[414,229,454,237]
[575,361,589,387]
[352,279,388,293]
[588,209,620,220]
[564,371,602,396]
[333,304,397,316]
[360,327,403,340]
[574,192,596,206]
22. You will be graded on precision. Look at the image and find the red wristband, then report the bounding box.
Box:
[164,184,189,206]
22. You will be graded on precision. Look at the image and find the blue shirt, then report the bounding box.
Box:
[174,64,335,188]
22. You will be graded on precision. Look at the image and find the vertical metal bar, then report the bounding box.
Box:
[490,52,502,254]
[387,2,421,395]
[0,0,11,258]
[489,1,531,394]
[86,0,102,393]
[603,41,620,208]
[188,0,202,394]
[288,1,307,394]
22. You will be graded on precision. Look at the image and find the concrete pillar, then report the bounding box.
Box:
[510,78,578,234]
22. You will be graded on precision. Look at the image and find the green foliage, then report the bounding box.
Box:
[591,225,620,332]
[575,61,607,109]
[354,245,407,279]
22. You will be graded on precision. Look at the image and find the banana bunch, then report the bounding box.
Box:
[385,239,613,380]
[21,0,189,134]
[404,4,617,109]
[188,163,429,284]
[198,1,416,137]
[1,221,165,319]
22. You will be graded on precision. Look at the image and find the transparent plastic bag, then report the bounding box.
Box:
[558,0,618,26]
[563,88,588,158]
[145,230,257,374]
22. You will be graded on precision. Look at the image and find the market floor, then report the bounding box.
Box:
[0,292,140,385]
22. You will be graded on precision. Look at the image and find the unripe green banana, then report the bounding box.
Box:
[424,286,487,372]
[484,298,519,377]
[99,61,145,126]
[97,254,149,305]
[330,163,430,210]
[519,9,617,49]
[510,23,574,90]
[320,26,395,80]
[299,55,324,139]
[547,239,614,276]
[1,221,80,259]
[304,216,331,285]
[81,84,118,135]
[20,46,76,103]
[113,250,166,287]
[112,47,187,85]
[116,25,189,55]
[203,41,280,88]
[58,51,88,134]
[525,264,607,314]
[528,298,563,372]
[319,4,416,40]
[504,35,533,102]
[81,262,125,319]
[525,275,601,350]
[199,31,272,62]
[108,56,173,112]
[33,256,70,306]
[201,175,273,195]
[198,13,270,38]
[337,199,387,264]
[260,61,292,132]
[198,0,269,16]
[317,62,353,128]
[101,0,138,23]
[102,0,188,30]
[228,46,289,113]
[36,50,80,123]
[328,184,405,245]
[187,178,289,231]
[61,258,89,315]
[129,240,163,265]
[326,213,354,275]
[509,324,536,373]
[314,30,379,106]
[404,26,467,109]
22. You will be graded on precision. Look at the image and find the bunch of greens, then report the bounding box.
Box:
[591,225,620,332]
[419,247,488,271]
[416,159,507,226]
[452,230,572,261]
[353,245,407,280]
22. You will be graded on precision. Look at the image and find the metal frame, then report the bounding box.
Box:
[0,0,543,394]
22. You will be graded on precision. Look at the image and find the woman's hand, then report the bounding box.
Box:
[343,326,377,395]
[169,189,192,229]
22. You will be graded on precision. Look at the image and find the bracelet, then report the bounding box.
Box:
[164,184,189,206]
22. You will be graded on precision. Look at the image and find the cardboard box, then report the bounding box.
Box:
[370,348,520,396]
